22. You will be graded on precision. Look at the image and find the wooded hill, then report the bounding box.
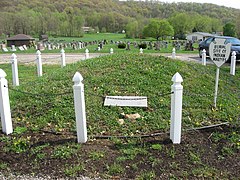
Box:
[0,0,239,37]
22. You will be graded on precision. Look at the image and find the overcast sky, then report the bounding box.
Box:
[161,0,240,9]
[120,0,240,9]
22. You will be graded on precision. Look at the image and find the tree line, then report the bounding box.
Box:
[0,0,239,39]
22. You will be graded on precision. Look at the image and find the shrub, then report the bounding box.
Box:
[118,43,126,49]
[138,43,147,49]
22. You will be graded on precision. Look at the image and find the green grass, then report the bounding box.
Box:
[1,53,239,136]
[0,52,239,179]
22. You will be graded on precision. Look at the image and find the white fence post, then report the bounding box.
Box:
[0,69,13,135]
[61,48,66,68]
[230,51,236,75]
[170,72,183,144]
[10,53,19,86]
[36,50,42,77]
[85,49,89,60]
[172,48,176,59]
[73,72,87,143]
[202,49,206,66]
[140,48,143,54]
[110,48,113,54]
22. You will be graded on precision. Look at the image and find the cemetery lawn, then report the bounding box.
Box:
[0,53,239,179]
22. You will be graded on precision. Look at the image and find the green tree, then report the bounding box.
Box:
[235,14,240,38]
[223,22,236,37]
[143,19,174,40]
[169,13,193,39]
[125,19,145,38]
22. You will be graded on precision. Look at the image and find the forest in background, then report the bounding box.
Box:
[0,0,240,39]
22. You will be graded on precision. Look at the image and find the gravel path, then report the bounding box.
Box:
[0,53,107,65]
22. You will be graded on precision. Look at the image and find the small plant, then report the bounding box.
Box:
[151,144,163,151]
[52,145,76,159]
[89,150,105,160]
[120,147,148,160]
[6,137,31,153]
[0,162,8,170]
[64,163,84,177]
[106,162,124,176]
[221,146,234,156]
[13,126,28,135]
[189,151,202,164]
[30,144,49,160]
[137,170,156,180]
[166,147,176,159]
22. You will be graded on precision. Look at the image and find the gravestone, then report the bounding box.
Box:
[2,48,8,52]
[23,45,28,50]
[11,45,16,51]
[18,46,24,51]
[104,96,148,107]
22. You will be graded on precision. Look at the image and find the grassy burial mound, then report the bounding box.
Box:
[0,53,239,179]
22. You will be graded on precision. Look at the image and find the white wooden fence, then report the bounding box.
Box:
[0,68,184,144]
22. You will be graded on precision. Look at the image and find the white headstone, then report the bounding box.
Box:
[104,96,147,107]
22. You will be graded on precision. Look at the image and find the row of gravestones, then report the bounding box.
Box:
[1,39,193,52]
[0,44,28,52]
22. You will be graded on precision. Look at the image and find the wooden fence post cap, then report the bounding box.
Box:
[73,72,83,84]
[0,69,7,78]
[172,72,183,83]
[61,48,65,53]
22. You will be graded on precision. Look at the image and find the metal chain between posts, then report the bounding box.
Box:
[86,91,173,100]
[39,122,230,139]
[5,85,72,98]
[19,59,36,64]
[42,56,61,61]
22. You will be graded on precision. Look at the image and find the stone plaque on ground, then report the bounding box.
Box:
[104,96,147,107]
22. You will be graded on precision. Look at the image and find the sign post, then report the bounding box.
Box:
[209,38,231,108]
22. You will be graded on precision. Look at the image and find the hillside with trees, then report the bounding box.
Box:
[0,0,239,38]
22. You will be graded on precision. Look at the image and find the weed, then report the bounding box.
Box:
[5,137,31,153]
[64,163,84,177]
[148,156,162,167]
[120,147,148,160]
[191,166,218,178]
[136,170,156,180]
[166,146,176,159]
[30,144,49,160]
[89,150,105,160]
[106,162,124,176]
[221,146,234,156]
[0,162,8,170]
[189,151,202,164]
[52,145,78,159]
[13,126,28,135]
[151,144,163,151]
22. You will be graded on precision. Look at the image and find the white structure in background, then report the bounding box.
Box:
[186,32,213,42]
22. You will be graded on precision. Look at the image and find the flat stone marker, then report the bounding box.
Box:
[104,96,147,107]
